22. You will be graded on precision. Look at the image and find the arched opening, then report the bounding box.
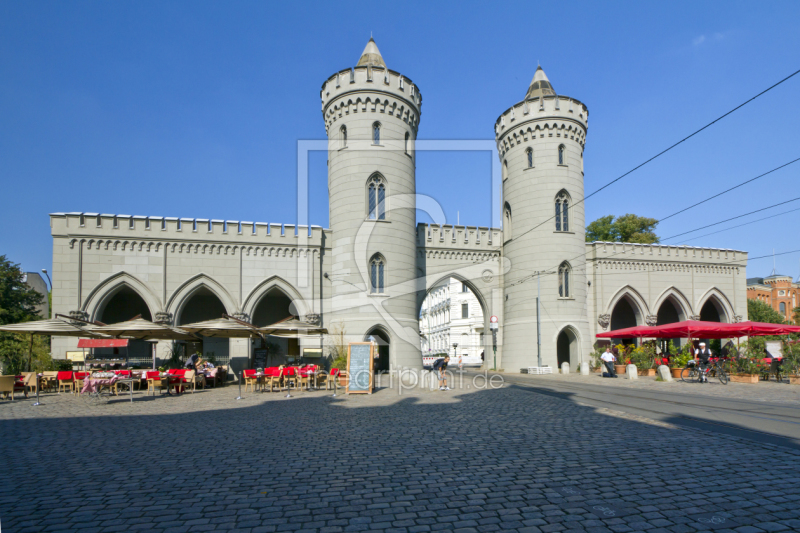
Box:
[177,287,229,364]
[251,287,300,366]
[556,327,578,370]
[95,285,153,364]
[699,299,722,322]
[418,276,487,367]
[364,326,390,373]
[610,296,640,345]
[656,298,683,353]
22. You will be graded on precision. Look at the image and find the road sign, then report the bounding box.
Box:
[490,315,498,323]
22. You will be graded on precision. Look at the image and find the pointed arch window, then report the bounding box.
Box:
[558,144,566,165]
[558,262,571,298]
[502,160,508,181]
[373,122,381,145]
[340,125,347,148]
[526,147,533,168]
[503,202,512,240]
[555,190,570,232]
[367,174,386,220]
[370,254,385,294]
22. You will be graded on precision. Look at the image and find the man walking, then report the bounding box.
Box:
[433,355,451,391]
[601,346,617,378]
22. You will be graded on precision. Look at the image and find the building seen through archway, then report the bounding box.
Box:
[419,277,485,365]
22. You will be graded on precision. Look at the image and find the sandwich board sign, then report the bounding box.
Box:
[347,342,374,394]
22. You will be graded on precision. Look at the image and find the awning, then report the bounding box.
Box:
[77,339,129,348]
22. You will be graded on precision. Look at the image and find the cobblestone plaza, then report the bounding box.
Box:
[1,379,799,533]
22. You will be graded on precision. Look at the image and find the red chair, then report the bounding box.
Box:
[263,367,282,392]
[13,375,26,397]
[57,371,74,394]
[243,369,258,392]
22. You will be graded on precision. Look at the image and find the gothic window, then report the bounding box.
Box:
[526,147,533,168]
[504,202,512,239]
[558,144,566,165]
[502,160,508,181]
[340,125,347,148]
[555,190,570,232]
[367,174,386,220]
[373,122,381,145]
[558,262,571,298]
[370,254,385,294]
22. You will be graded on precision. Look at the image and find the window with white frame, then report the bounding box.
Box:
[367,175,386,220]
[558,262,571,298]
[370,254,385,294]
[462,303,468,319]
[555,190,570,232]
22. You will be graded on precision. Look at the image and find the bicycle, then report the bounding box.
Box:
[681,358,727,384]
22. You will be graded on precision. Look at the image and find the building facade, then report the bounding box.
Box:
[747,273,799,322]
[49,39,749,373]
[419,277,485,365]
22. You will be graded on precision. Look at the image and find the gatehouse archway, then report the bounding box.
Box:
[176,286,230,363]
[364,325,391,373]
[556,326,579,370]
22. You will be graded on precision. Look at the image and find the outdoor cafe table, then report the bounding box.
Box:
[81,374,135,403]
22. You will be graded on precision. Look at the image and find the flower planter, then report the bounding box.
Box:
[730,373,759,384]
[593,367,602,373]
[637,369,656,377]
[614,365,626,375]
[789,375,800,385]
[670,368,683,379]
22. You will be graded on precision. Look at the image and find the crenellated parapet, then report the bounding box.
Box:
[51,213,329,249]
[586,241,747,275]
[320,66,421,134]
[494,95,588,158]
[416,223,502,250]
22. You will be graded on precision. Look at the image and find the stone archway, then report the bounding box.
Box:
[364,325,391,373]
[175,286,231,363]
[556,326,579,371]
[91,282,155,364]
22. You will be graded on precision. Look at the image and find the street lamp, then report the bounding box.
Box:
[41,269,53,319]
[452,342,458,361]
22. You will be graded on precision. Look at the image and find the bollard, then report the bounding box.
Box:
[626,364,638,380]
[32,374,42,407]
[580,362,589,376]
[560,362,570,374]
[235,373,243,400]
[657,365,673,382]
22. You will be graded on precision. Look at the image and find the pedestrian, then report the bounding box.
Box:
[695,342,712,383]
[432,355,451,391]
[600,346,617,378]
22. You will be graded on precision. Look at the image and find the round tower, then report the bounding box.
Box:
[321,39,423,369]
[495,66,590,371]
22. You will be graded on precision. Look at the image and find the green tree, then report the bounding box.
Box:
[0,255,47,373]
[792,306,800,326]
[747,298,786,324]
[586,214,659,244]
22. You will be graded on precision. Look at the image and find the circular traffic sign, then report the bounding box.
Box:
[490,315,498,323]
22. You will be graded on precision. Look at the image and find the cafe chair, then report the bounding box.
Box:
[42,371,58,392]
[73,372,89,394]
[0,376,18,400]
[57,371,74,394]
[146,371,163,395]
[243,369,258,393]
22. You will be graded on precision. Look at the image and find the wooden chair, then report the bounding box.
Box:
[57,371,74,394]
[73,372,89,394]
[41,371,58,392]
[262,367,281,392]
[146,371,164,395]
[243,369,258,393]
[180,370,202,393]
[0,376,17,400]
[21,372,38,396]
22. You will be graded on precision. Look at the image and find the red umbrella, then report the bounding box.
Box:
[736,321,800,336]
[596,325,663,338]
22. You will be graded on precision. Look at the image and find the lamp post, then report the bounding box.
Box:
[41,269,53,318]
[452,342,458,361]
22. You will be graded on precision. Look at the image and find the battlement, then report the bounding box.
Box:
[416,223,502,250]
[495,95,588,138]
[586,241,747,264]
[50,212,330,246]
[321,66,421,134]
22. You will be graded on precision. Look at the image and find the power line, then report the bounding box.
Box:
[659,157,800,222]
[681,206,800,243]
[500,67,800,250]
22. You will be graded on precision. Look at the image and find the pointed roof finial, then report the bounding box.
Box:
[525,65,556,100]
[357,37,385,68]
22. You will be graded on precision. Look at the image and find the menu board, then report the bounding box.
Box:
[347,342,374,394]
[253,349,267,369]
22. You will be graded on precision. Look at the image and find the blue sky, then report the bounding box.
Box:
[1,0,799,281]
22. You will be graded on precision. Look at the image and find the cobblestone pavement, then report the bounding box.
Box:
[504,371,800,405]
[1,379,799,533]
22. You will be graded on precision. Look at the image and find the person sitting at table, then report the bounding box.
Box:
[185,352,200,370]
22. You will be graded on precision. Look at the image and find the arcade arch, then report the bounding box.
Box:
[556,326,580,370]
[175,286,231,363]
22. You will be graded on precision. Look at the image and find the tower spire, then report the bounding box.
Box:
[525,65,556,99]
[357,37,386,68]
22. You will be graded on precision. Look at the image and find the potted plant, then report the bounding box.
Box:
[729,338,763,383]
[613,344,629,376]
[327,323,349,386]
[590,343,605,373]
[631,342,657,376]
[780,339,800,384]
[669,343,693,379]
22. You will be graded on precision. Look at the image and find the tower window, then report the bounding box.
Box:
[373,122,381,145]
[502,160,508,181]
[555,190,570,232]
[504,202,512,240]
[340,126,347,148]
[559,262,571,298]
[526,148,533,168]
[558,144,566,165]
[370,254,385,294]
[367,175,386,220]
[405,132,409,154]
